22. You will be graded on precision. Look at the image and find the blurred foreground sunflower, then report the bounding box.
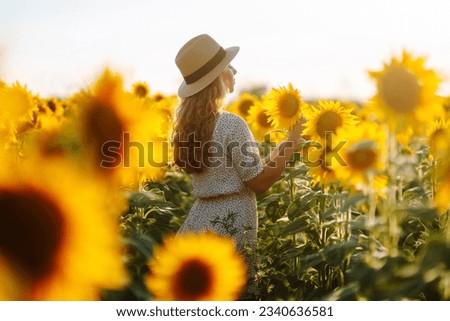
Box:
[303,100,358,145]
[146,232,246,301]
[369,50,443,136]
[0,253,26,300]
[72,69,170,185]
[263,83,304,130]
[0,154,127,300]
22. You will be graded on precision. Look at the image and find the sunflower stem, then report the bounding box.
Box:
[445,210,450,300]
[387,128,399,256]
[289,177,295,201]
[367,179,378,256]
[397,176,403,203]
[320,183,326,247]
[446,210,450,243]
[289,177,298,274]
[346,206,352,241]
[431,159,438,201]
[318,183,327,288]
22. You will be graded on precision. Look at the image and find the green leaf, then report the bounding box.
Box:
[284,166,308,180]
[342,194,367,211]
[281,216,310,236]
[402,186,427,200]
[124,233,155,259]
[321,206,339,220]
[128,192,153,208]
[322,240,358,266]
[287,192,318,220]
[325,282,360,300]
[404,207,438,221]
[266,200,286,223]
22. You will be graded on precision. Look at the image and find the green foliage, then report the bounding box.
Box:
[241,137,449,300]
[105,141,450,301]
[102,170,192,300]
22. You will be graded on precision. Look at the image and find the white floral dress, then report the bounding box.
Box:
[177,111,263,268]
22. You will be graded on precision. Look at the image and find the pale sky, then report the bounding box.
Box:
[1,0,449,101]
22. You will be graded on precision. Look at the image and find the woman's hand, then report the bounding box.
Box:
[287,115,307,141]
[245,114,308,195]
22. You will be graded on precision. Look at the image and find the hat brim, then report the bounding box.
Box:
[178,46,239,98]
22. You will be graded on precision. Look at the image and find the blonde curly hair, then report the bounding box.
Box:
[173,76,226,173]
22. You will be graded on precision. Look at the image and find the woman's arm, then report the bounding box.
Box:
[245,117,306,195]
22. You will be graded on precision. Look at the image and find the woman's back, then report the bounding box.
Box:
[190,111,263,199]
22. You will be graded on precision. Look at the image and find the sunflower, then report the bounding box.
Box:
[263,83,304,130]
[331,121,387,190]
[20,112,75,161]
[0,121,16,151]
[0,82,36,123]
[0,82,37,149]
[355,101,379,123]
[136,94,178,179]
[369,50,444,136]
[305,144,338,186]
[71,69,170,185]
[303,100,358,145]
[132,81,150,98]
[0,253,26,300]
[426,118,450,160]
[21,97,66,135]
[246,100,276,142]
[146,232,247,301]
[151,92,166,102]
[45,98,65,118]
[0,153,127,300]
[227,92,259,120]
[150,93,178,125]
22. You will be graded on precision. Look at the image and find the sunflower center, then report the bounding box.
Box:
[83,103,124,168]
[134,85,149,98]
[345,143,378,171]
[278,94,299,118]
[379,65,421,114]
[239,99,254,116]
[316,111,343,138]
[257,111,272,128]
[153,93,164,102]
[430,128,445,141]
[173,258,213,300]
[47,100,57,113]
[0,188,64,281]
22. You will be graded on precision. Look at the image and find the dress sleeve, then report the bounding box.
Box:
[228,115,264,182]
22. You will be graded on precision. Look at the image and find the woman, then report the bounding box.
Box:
[173,34,305,293]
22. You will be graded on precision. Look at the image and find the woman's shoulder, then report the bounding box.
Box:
[219,110,247,127]
[217,111,254,142]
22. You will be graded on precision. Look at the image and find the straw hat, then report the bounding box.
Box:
[175,34,239,98]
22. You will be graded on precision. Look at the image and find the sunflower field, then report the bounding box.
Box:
[1,50,450,301]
